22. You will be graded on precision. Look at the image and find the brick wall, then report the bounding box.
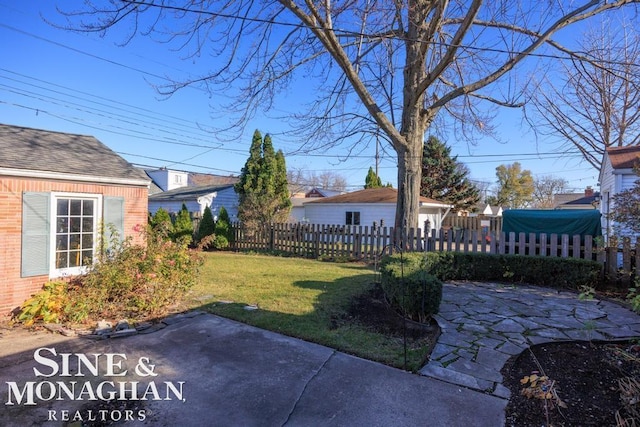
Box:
[0,176,148,316]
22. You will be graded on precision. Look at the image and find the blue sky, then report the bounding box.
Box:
[0,2,600,194]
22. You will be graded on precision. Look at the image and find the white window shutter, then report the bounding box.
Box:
[21,192,50,277]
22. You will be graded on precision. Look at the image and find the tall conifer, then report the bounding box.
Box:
[420,136,480,212]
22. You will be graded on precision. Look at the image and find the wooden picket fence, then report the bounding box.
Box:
[229,222,640,285]
[442,216,503,236]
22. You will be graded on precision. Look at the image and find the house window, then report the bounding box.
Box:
[53,194,101,276]
[346,211,360,225]
[22,192,123,278]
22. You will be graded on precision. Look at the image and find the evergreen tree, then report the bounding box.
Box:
[214,206,232,241]
[150,208,173,239]
[274,150,291,214]
[364,167,383,189]
[236,130,264,195]
[235,130,291,231]
[173,203,193,244]
[420,136,480,211]
[218,205,231,224]
[197,206,215,242]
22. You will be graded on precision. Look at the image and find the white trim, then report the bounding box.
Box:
[49,192,103,279]
[419,201,454,209]
[0,167,150,187]
[613,168,635,175]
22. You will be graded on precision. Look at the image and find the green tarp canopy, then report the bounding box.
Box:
[502,209,602,242]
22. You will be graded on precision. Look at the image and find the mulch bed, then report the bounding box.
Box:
[502,341,640,426]
[344,283,439,340]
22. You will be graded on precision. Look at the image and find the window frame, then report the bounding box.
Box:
[49,192,102,278]
[345,211,361,226]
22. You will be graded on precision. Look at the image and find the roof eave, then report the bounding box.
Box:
[0,167,150,187]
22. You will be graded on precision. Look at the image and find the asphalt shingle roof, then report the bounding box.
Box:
[0,123,148,182]
[148,184,236,201]
[607,145,640,169]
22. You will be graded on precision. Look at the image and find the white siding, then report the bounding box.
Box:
[289,206,305,223]
[599,152,640,240]
[599,155,615,237]
[209,187,239,222]
[148,200,200,215]
[304,203,446,232]
[304,203,397,227]
[147,169,189,191]
[621,173,638,191]
[419,208,448,235]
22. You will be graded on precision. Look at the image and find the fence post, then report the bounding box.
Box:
[572,235,581,259]
[539,233,547,257]
[635,237,640,285]
[550,234,558,257]
[269,224,275,251]
[623,237,632,287]
[561,234,569,258]
[606,236,619,283]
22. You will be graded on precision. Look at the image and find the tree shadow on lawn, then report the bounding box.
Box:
[201,273,440,372]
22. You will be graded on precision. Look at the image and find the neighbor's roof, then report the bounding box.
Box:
[0,123,149,183]
[148,184,236,201]
[188,172,239,187]
[562,192,600,206]
[304,187,450,207]
[553,192,585,207]
[606,145,640,169]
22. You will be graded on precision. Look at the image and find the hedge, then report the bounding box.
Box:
[380,251,602,291]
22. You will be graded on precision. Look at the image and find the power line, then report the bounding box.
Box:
[0,79,219,147]
[116,0,640,68]
[0,68,210,133]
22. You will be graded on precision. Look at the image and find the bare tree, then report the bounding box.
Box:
[59,1,640,228]
[286,168,347,192]
[527,17,640,170]
[532,175,569,208]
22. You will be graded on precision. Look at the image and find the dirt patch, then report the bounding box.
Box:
[342,283,440,339]
[502,341,640,426]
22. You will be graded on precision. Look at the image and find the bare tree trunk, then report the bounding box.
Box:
[395,138,423,231]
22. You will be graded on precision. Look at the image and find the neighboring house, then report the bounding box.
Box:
[302,187,452,232]
[0,124,150,315]
[599,145,640,240]
[148,184,239,221]
[305,187,344,198]
[289,195,307,223]
[464,203,503,217]
[289,187,346,223]
[146,168,189,192]
[145,168,240,220]
[555,187,599,210]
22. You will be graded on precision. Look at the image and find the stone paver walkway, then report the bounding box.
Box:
[419,281,640,399]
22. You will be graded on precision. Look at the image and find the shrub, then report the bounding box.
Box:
[380,252,602,291]
[173,203,194,245]
[15,281,71,326]
[15,224,203,325]
[197,206,215,243]
[212,234,229,250]
[380,261,442,322]
[150,208,173,236]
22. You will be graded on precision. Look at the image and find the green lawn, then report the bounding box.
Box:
[186,252,432,371]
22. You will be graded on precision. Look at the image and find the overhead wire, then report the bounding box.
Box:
[0,2,611,184]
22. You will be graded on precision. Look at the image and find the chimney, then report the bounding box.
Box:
[585,186,594,197]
